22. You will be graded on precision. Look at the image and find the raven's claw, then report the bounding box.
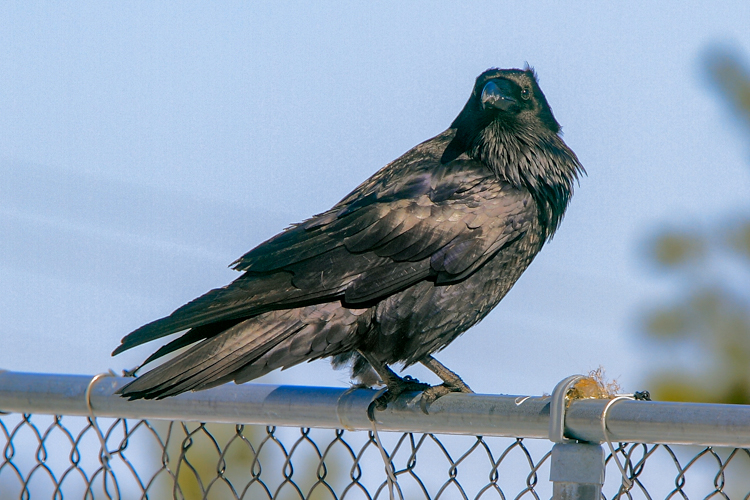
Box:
[372,376,430,411]
[419,382,473,414]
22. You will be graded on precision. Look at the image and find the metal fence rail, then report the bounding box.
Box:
[1,370,749,499]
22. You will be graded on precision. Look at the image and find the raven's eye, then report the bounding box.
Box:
[520,88,531,100]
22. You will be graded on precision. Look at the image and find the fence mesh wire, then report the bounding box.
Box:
[1,411,749,500]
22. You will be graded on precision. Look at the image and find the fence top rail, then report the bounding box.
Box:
[0,370,748,448]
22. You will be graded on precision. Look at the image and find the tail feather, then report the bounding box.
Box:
[139,319,245,367]
[118,311,305,400]
[118,303,369,400]
[112,268,351,356]
[112,272,295,356]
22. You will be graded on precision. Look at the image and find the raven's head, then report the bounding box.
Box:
[470,67,560,134]
[445,67,562,158]
[443,67,584,238]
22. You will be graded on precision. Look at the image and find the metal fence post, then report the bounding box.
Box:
[548,375,605,500]
[549,442,605,500]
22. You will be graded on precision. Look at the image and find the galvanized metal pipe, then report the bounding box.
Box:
[1,370,749,448]
[550,443,605,500]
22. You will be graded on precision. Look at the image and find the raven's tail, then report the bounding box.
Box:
[117,303,369,400]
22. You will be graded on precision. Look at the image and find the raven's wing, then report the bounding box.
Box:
[113,153,536,356]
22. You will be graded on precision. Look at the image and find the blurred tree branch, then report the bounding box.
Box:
[641,48,750,404]
[707,49,750,129]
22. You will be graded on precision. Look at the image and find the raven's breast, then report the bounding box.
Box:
[367,223,543,366]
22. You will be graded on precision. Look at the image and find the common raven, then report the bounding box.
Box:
[113,67,583,407]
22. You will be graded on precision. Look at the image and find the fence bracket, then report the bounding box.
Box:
[548,375,605,500]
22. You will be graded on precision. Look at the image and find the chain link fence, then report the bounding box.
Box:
[1,371,749,499]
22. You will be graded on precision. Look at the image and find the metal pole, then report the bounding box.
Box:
[549,443,605,500]
[1,371,750,447]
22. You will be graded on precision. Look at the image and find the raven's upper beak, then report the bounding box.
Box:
[481,80,517,111]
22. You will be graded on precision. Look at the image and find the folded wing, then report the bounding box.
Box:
[113,155,536,358]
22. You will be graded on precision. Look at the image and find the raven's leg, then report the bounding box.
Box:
[420,355,473,392]
[418,355,473,412]
[358,350,429,411]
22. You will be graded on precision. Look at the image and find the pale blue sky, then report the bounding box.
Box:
[2,2,749,396]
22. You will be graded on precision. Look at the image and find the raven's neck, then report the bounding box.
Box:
[471,123,584,240]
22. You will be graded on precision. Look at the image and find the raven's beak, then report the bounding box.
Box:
[481,80,517,111]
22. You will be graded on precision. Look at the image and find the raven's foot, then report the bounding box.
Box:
[419,381,473,413]
[417,354,474,413]
[373,375,430,411]
[357,350,431,413]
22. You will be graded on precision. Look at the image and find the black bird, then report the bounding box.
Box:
[113,67,583,407]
